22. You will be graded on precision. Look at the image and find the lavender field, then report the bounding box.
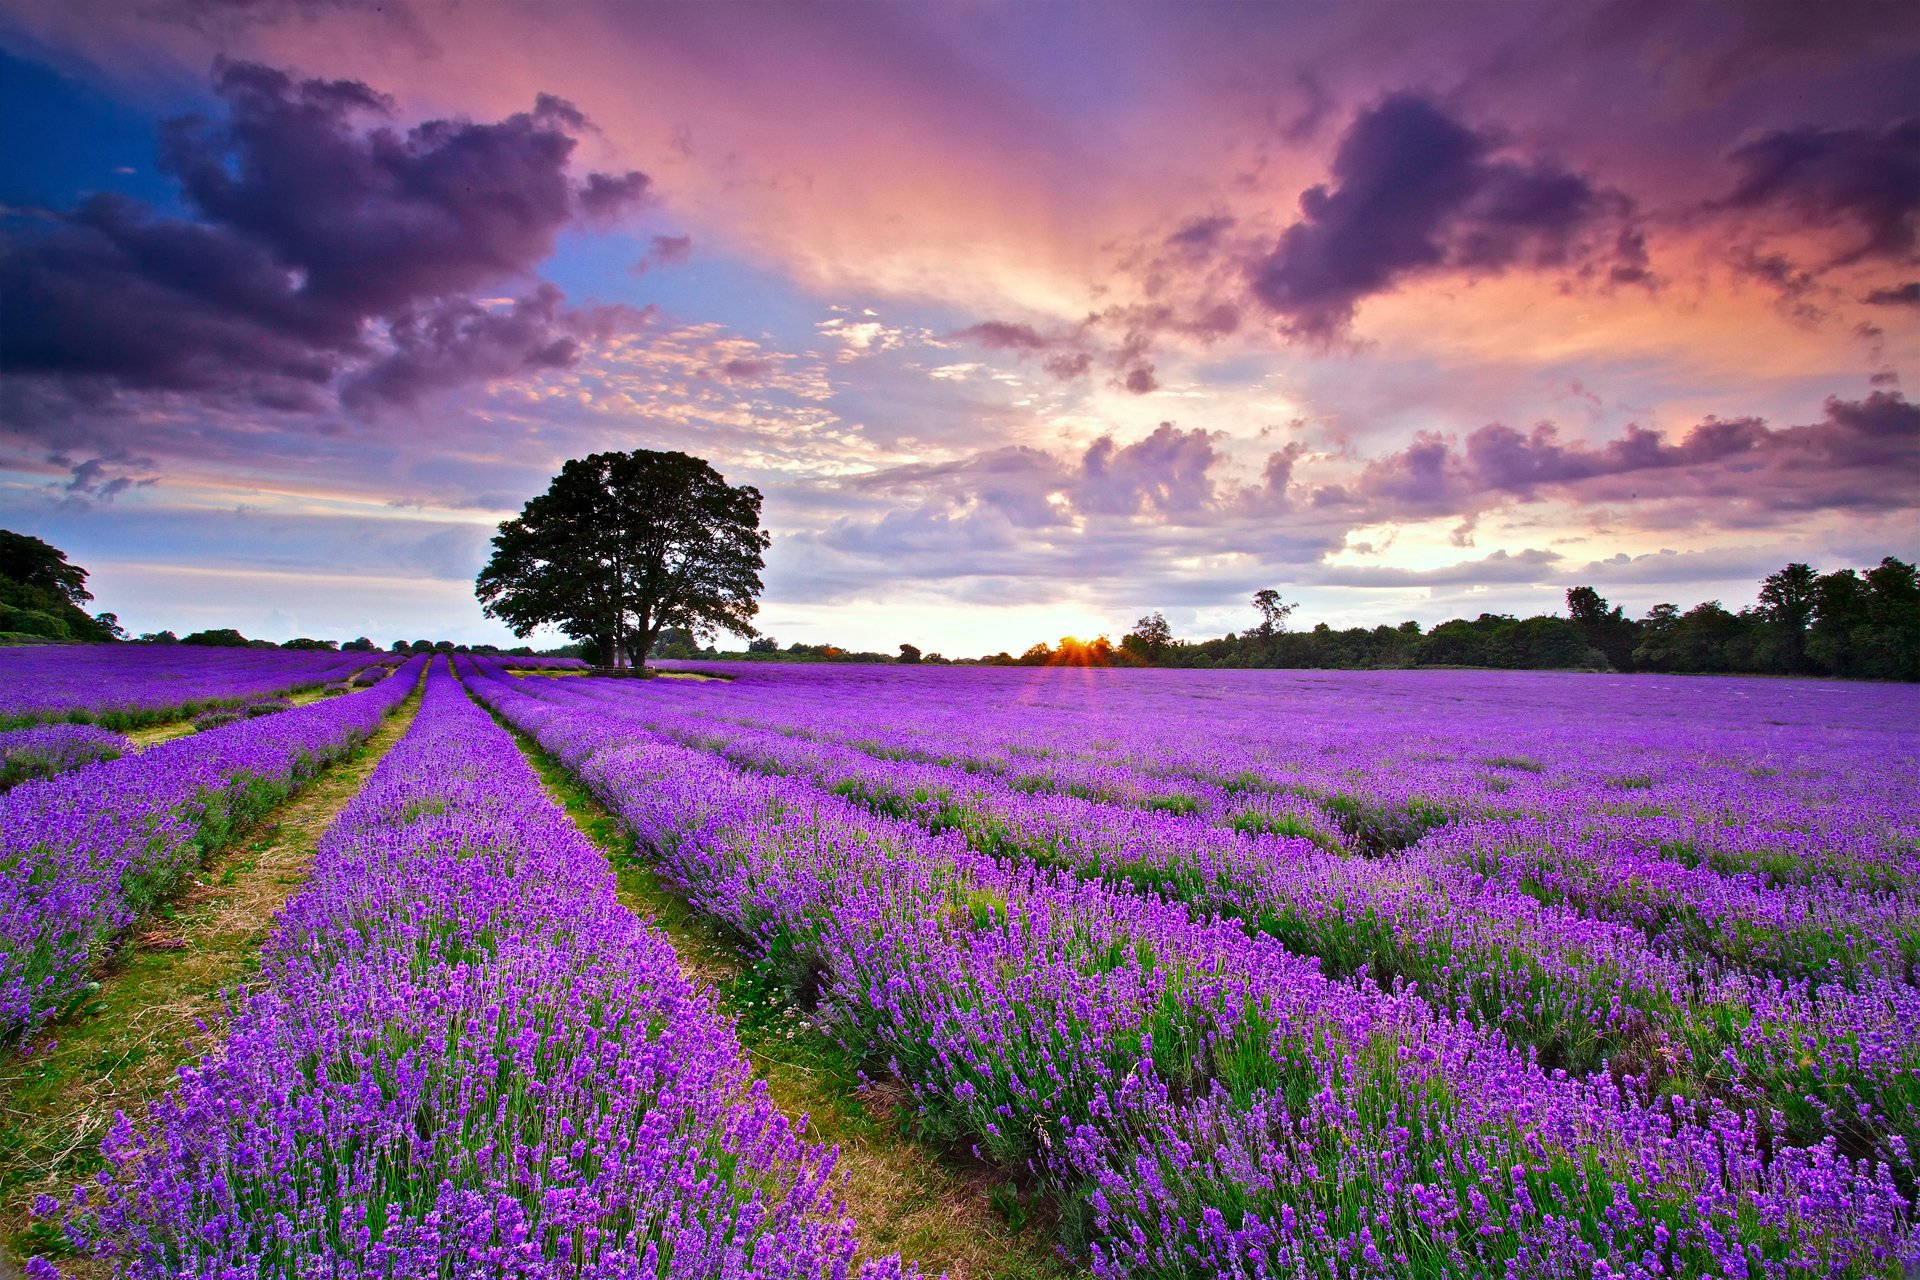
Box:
[8,653,1919,1277]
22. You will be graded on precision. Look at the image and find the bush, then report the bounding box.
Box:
[245,698,294,718]
[181,628,250,647]
[0,603,71,639]
[0,725,128,790]
[192,709,245,732]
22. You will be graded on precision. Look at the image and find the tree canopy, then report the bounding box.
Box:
[476,450,769,669]
[0,529,120,642]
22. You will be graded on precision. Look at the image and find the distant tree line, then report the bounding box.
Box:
[667,556,1918,681]
[1102,557,1917,680]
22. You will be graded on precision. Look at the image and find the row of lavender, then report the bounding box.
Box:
[66,661,917,1278]
[644,665,1919,889]
[0,724,128,791]
[466,660,1917,1277]
[0,657,426,1043]
[0,645,395,729]
[514,667,1920,1163]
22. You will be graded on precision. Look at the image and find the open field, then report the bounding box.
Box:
[2,648,1916,1276]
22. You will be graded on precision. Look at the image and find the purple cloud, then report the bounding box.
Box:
[1349,391,1919,517]
[1079,422,1216,515]
[1714,117,1920,268]
[1249,94,1636,339]
[341,285,633,412]
[953,320,1052,353]
[1864,281,1920,307]
[633,233,692,274]
[1,60,643,424]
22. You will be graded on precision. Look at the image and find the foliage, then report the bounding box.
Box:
[1079,557,1920,681]
[0,531,116,642]
[1251,588,1295,636]
[179,628,250,647]
[1121,611,1173,663]
[477,449,768,670]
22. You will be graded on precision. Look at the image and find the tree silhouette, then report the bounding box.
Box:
[1252,588,1295,637]
[477,450,768,670]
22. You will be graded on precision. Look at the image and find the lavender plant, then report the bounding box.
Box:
[71,662,916,1279]
[463,659,1917,1277]
[0,657,425,1042]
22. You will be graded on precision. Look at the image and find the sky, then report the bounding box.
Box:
[0,0,1916,654]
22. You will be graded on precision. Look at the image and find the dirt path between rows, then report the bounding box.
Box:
[0,684,424,1274]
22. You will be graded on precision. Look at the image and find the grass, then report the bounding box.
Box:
[498,712,1081,1280]
[0,685,423,1274]
[121,682,347,751]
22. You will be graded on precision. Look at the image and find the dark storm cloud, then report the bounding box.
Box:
[1713,117,1920,268]
[1347,391,1920,517]
[1249,94,1638,340]
[0,60,643,424]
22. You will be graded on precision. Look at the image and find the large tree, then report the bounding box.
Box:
[476,450,768,669]
[0,529,118,641]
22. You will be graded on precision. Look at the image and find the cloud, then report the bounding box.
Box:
[1164,215,1236,255]
[57,451,159,504]
[1864,281,1920,307]
[1248,93,1639,339]
[1302,547,1562,589]
[1712,116,1920,269]
[576,169,652,219]
[1079,422,1217,515]
[340,285,636,412]
[953,320,1051,352]
[632,232,692,274]
[1,59,642,424]
[1346,390,1920,518]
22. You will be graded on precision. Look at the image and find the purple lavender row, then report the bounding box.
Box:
[0,723,128,791]
[0,657,425,1043]
[63,660,917,1280]
[542,684,1920,1165]
[636,664,1920,891]
[464,663,1916,1278]
[68,660,918,1278]
[605,672,1920,989]
[0,644,392,729]
[628,698,1915,982]
[496,655,591,670]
